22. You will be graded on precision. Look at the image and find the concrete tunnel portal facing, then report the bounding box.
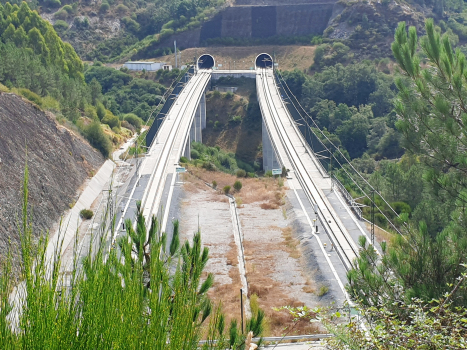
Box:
[255,53,273,69]
[197,54,215,70]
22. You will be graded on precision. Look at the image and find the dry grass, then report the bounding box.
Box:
[365,222,394,245]
[188,167,286,209]
[243,241,319,336]
[281,227,301,259]
[302,279,316,294]
[154,45,317,71]
[226,241,238,267]
[208,265,243,327]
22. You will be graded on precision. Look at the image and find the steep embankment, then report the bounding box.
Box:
[204,79,262,167]
[0,93,104,259]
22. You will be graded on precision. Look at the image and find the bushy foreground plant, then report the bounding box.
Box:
[0,164,263,349]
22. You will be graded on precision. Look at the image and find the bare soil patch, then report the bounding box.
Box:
[182,168,326,335]
[179,173,242,326]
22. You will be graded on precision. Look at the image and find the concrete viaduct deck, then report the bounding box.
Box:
[115,54,370,302]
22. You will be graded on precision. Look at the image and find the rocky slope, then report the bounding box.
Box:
[0,93,104,262]
[326,0,426,58]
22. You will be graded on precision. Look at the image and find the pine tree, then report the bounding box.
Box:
[348,19,467,310]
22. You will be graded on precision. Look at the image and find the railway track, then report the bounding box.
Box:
[112,70,211,244]
[256,67,359,271]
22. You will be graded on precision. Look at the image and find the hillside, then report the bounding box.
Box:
[0,93,104,262]
[204,78,262,167]
[153,45,317,71]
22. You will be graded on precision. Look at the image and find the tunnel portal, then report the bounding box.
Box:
[255,53,273,68]
[197,54,215,70]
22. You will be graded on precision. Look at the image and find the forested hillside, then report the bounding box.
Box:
[0,0,227,61]
[0,1,143,157]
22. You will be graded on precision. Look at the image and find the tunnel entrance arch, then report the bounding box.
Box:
[255,53,273,69]
[197,54,215,70]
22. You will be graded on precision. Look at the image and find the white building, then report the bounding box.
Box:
[123,62,172,72]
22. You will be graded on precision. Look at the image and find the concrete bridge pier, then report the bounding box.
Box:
[183,134,191,160]
[262,118,280,171]
[184,88,208,160]
[200,93,206,129]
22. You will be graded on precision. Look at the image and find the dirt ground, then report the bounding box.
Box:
[154,45,316,71]
[179,172,243,327]
[181,167,323,336]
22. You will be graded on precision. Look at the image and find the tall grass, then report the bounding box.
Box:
[0,163,263,349]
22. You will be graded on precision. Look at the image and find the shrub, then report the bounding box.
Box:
[85,120,112,157]
[265,170,273,177]
[53,20,69,31]
[62,4,73,13]
[180,156,188,163]
[46,0,61,7]
[54,9,68,19]
[42,96,60,112]
[80,209,94,220]
[231,115,242,123]
[223,185,231,195]
[236,169,246,178]
[0,83,8,92]
[375,213,387,228]
[278,178,284,188]
[224,92,234,99]
[212,180,217,189]
[102,112,120,129]
[121,120,135,132]
[233,180,242,192]
[116,4,129,15]
[99,2,110,13]
[202,161,216,171]
[121,16,140,33]
[191,149,200,159]
[317,285,329,296]
[18,88,43,107]
[96,102,106,120]
[159,28,174,39]
[391,201,411,215]
[124,113,143,130]
[74,16,90,28]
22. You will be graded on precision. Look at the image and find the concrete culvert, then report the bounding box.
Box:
[255,53,273,69]
[197,54,215,70]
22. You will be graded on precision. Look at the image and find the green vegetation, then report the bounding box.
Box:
[204,34,323,47]
[233,180,242,192]
[84,64,166,121]
[0,2,86,121]
[79,209,93,220]
[223,185,230,195]
[205,78,262,168]
[187,142,258,175]
[84,0,226,62]
[297,19,467,348]
[0,164,264,348]
[281,60,397,160]
[348,19,467,307]
[0,2,137,157]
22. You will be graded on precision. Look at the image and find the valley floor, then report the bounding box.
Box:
[178,168,327,337]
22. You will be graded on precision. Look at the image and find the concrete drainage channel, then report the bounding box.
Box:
[202,181,251,319]
[227,193,251,319]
